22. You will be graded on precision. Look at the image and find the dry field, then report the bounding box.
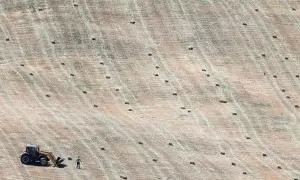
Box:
[0,0,299,179]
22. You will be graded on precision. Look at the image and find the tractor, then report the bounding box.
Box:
[20,144,64,167]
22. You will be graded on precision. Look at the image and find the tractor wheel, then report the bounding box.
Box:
[40,158,48,166]
[21,154,30,164]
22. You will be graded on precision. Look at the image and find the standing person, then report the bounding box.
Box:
[76,156,81,169]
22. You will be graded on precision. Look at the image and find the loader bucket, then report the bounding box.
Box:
[55,157,65,166]
[58,158,65,164]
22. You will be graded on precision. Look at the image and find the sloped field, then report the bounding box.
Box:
[0,0,299,179]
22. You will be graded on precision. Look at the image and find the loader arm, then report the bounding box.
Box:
[40,151,64,167]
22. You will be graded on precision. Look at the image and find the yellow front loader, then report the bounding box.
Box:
[39,150,64,167]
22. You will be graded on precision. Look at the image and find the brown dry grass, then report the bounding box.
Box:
[0,0,299,179]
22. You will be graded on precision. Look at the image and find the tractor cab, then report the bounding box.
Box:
[25,144,40,157]
[20,144,44,165]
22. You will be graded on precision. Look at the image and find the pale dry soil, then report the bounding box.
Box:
[0,0,299,179]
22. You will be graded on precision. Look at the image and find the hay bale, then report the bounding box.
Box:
[120,176,127,179]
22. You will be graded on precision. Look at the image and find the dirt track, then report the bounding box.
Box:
[0,0,299,179]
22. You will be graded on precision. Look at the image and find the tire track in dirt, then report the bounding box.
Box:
[120,0,221,177]
[2,1,109,179]
[157,0,253,177]
[34,1,115,178]
[81,1,179,178]
[240,2,300,173]
[204,1,295,177]
[64,1,160,178]
[160,0,251,176]
[196,0,298,176]
[243,1,300,144]
[80,0,199,178]
[0,12,60,178]
[128,0,238,178]
[225,0,300,174]
[0,0,299,179]
[207,0,285,176]
[169,0,286,178]
[45,1,166,178]
[1,0,73,162]
[0,130,26,179]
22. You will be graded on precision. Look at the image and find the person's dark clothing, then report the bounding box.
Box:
[76,158,81,169]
